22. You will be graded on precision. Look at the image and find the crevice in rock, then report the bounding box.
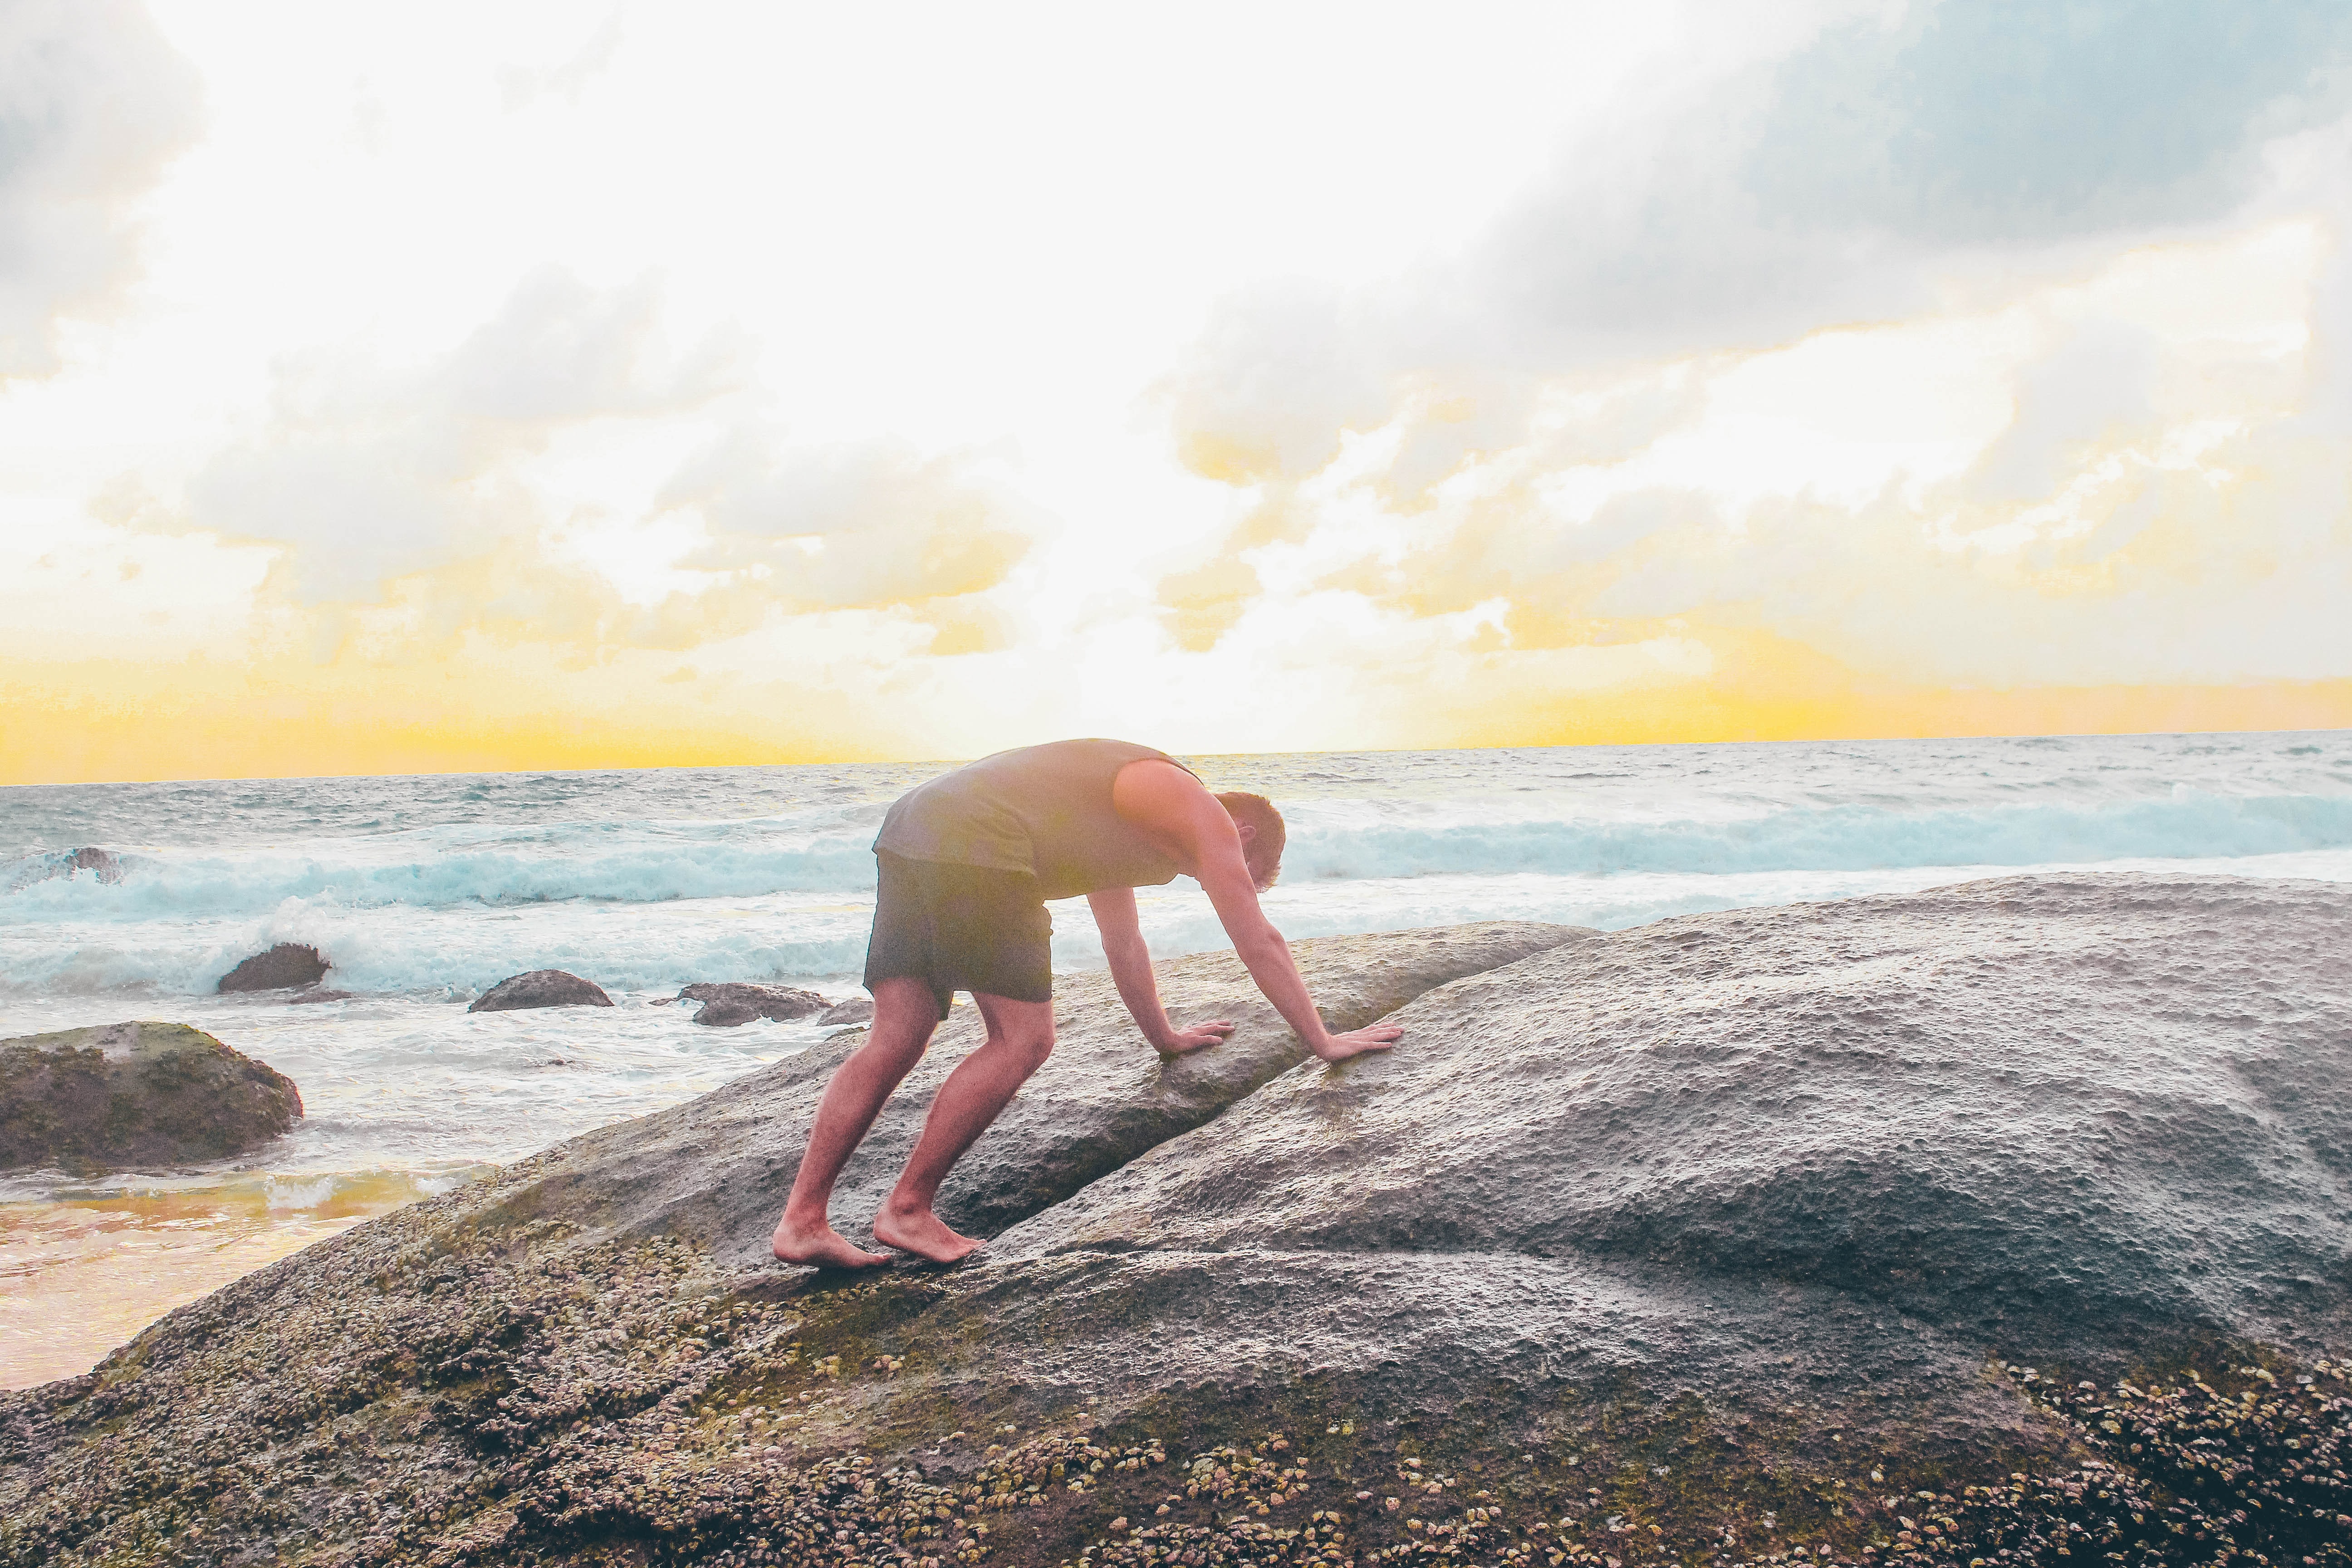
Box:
[459,922,1590,1264]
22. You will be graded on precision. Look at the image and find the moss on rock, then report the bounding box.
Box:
[0,1020,301,1171]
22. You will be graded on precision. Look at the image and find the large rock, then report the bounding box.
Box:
[674,981,828,1027]
[1008,873,2352,1349]
[476,921,1583,1259]
[216,941,328,992]
[939,872,2352,1442]
[0,1021,303,1171]
[6,880,2350,1568]
[468,969,614,1013]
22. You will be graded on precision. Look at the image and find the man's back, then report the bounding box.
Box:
[874,738,1187,900]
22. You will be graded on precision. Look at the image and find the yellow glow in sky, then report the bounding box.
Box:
[4,1,2350,781]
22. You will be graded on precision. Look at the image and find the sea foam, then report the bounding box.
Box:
[4,734,2350,1001]
[8,789,2351,923]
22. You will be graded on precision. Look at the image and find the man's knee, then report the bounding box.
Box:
[974,994,1055,1074]
[995,1025,1054,1073]
[853,1026,930,1075]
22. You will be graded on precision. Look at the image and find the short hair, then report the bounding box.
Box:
[1215,790,1286,890]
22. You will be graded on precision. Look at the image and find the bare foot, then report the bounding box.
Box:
[872,1203,985,1264]
[1308,1022,1404,1062]
[772,1215,891,1269]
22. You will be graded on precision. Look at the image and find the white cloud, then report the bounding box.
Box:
[659,427,1039,612]
[0,493,270,662]
[1213,219,2348,693]
[1141,0,2352,706]
[7,0,2352,773]
[1165,0,2352,464]
[497,8,623,111]
[188,267,749,600]
[0,0,202,378]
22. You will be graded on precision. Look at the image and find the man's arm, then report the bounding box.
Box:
[1111,762,1400,1062]
[1086,886,1236,1055]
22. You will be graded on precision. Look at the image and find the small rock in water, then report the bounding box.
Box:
[217,942,330,993]
[470,970,615,1013]
[8,846,127,890]
[818,993,875,1026]
[65,846,125,884]
[0,1020,302,1170]
[676,981,828,1027]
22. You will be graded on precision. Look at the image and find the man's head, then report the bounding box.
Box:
[1215,790,1287,891]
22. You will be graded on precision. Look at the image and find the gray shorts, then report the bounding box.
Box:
[862,851,1054,1022]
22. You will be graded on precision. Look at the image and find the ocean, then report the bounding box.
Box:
[6,729,2352,1384]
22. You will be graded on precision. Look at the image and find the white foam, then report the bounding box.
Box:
[10,774,2350,933]
[1277,790,2352,882]
[4,734,2350,1193]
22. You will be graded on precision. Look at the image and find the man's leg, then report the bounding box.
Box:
[771,975,942,1268]
[872,991,1054,1263]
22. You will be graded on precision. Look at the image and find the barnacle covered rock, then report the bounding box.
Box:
[4,877,2348,1568]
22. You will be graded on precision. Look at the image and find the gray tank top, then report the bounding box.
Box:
[873,739,1192,900]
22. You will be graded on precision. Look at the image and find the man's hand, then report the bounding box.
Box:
[1307,1021,1402,1062]
[1111,761,1410,1064]
[1153,1018,1236,1055]
[1100,764,1413,1065]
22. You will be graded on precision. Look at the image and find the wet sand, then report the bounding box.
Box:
[0,1178,430,1389]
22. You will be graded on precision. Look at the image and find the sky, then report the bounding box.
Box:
[4,0,2352,783]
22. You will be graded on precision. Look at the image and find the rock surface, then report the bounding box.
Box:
[480,921,1582,1260]
[817,993,875,1026]
[5,878,2350,1568]
[0,1021,303,1171]
[676,981,829,1026]
[468,969,615,1013]
[5,847,124,890]
[1009,872,2352,1351]
[63,847,124,885]
[216,941,329,992]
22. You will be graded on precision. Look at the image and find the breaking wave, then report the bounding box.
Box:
[0,829,879,920]
[7,790,2350,921]
[5,736,2349,999]
[1281,790,2352,882]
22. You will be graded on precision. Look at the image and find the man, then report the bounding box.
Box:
[771,738,1401,1268]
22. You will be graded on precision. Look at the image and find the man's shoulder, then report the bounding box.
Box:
[1107,750,1207,818]
[956,737,1173,776]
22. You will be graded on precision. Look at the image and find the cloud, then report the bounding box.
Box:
[1493,0,2352,350]
[46,247,1039,730]
[1749,0,2352,244]
[0,490,272,665]
[1144,0,2352,733]
[13,0,2352,783]
[1148,208,2347,716]
[658,427,1039,617]
[1163,0,2352,471]
[0,0,202,379]
[497,8,625,111]
[102,262,1040,715]
[1154,279,1397,484]
[191,267,749,601]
